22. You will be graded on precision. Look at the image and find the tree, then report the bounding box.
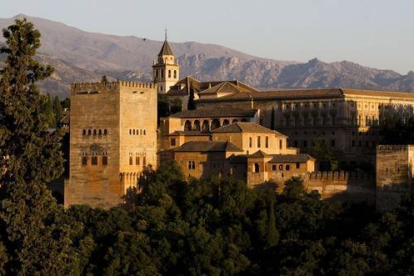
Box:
[187,88,195,110]
[53,95,63,127]
[0,18,64,185]
[0,18,73,274]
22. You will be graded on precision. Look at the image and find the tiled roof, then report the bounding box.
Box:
[228,154,248,163]
[268,154,315,163]
[166,77,258,96]
[197,88,414,103]
[170,108,258,118]
[212,122,287,137]
[169,131,211,136]
[158,40,174,56]
[173,141,243,152]
[198,81,257,96]
[249,150,270,158]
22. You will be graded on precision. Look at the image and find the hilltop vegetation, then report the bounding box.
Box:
[2,18,414,275]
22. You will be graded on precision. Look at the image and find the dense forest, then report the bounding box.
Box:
[2,18,414,276]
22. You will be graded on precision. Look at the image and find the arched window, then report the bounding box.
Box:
[279,165,283,171]
[98,129,102,135]
[265,136,269,148]
[193,121,201,131]
[184,120,192,131]
[257,136,261,148]
[254,163,260,173]
[168,70,171,78]
[174,70,177,78]
[143,130,146,135]
[104,129,108,135]
[129,157,133,165]
[129,129,132,135]
[136,156,140,165]
[133,129,136,135]
[82,129,86,135]
[102,156,108,165]
[211,119,220,130]
[88,130,91,135]
[202,120,209,132]
[143,156,146,166]
[286,165,290,171]
[82,156,88,166]
[93,129,97,135]
[249,137,252,148]
[91,156,98,165]
[272,165,277,171]
[223,119,229,126]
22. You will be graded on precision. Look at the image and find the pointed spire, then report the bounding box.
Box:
[158,39,174,56]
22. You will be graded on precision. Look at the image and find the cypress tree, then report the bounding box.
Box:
[267,194,279,248]
[0,18,73,274]
[53,95,63,127]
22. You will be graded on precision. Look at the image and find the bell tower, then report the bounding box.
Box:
[152,31,179,93]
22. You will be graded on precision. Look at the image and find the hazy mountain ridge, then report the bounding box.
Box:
[1,14,413,98]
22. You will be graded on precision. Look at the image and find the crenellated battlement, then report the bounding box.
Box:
[118,81,156,89]
[71,81,156,95]
[305,170,373,181]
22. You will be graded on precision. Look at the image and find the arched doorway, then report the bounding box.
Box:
[223,119,230,126]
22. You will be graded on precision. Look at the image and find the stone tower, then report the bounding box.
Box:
[152,35,179,93]
[65,80,158,208]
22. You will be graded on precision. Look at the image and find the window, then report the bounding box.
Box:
[279,164,283,171]
[352,140,355,147]
[140,129,143,135]
[99,129,102,135]
[286,165,290,171]
[104,129,108,135]
[88,130,91,135]
[102,156,108,166]
[93,129,97,135]
[296,163,300,169]
[161,70,164,78]
[91,156,98,165]
[129,129,132,135]
[170,138,176,146]
[168,70,171,78]
[272,164,277,171]
[254,163,260,173]
[143,156,146,166]
[82,129,86,135]
[144,130,146,135]
[279,140,283,149]
[249,137,252,147]
[257,136,261,148]
[129,157,133,165]
[331,140,336,147]
[174,70,177,78]
[136,156,140,165]
[133,129,136,135]
[265,136,269,148]
[188,161,195,170]
[82,157,88,166]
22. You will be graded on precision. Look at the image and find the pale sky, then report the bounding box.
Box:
[0,0,413,74]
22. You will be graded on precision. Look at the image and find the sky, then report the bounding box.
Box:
[0,0,413,74]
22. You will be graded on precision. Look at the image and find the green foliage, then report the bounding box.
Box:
[3,18,414,275]
[0,18,64,185]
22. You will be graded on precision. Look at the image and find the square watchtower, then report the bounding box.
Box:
[65,81,158,208]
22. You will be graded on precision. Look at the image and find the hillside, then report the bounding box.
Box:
[0,14,413,98]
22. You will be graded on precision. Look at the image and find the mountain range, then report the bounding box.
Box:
[1,14,413,98]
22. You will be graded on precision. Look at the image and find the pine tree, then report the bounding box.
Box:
[0,18,73,274]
